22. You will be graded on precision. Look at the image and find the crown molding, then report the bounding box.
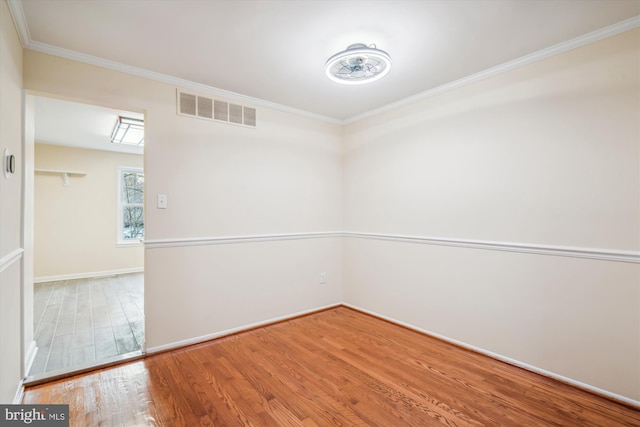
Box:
[344,15,640,124]
[6,0,340,125]
[6,0,30,47]
[26,40,343,125]
[7,0,638,126]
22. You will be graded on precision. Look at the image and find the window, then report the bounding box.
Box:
[118,168,144,244]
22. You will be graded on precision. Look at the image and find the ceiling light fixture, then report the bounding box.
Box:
[325,43,391,85]
[111,116,144,146]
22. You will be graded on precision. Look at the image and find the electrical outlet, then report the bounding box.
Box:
[319,272,327,284]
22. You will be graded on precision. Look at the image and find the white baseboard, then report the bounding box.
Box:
[34,267,144,284]
[342,302,640,409]
[146,303,342,354]
[23,299,637,408]
[24,340,37,378]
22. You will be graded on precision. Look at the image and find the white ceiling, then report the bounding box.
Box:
[11,0,640,122]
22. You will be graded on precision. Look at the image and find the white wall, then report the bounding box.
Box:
[146,237,342,348]
[24,50,344,352]
[0,0,24,403]
[18,21,640,405]
[343,29,640,401]
[34,144,143,279]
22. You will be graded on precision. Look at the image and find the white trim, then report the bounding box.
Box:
[25,351,144,385]
[146,303,341,354]
[24,40,340,124]
[144,231,343,249]
[0,248,24,273]
[24,340,37,378]
[342,303,640,409]
[5,0,338,124]
[345,16,640,124]
[344,232,640,264]
[12,380,24,404]
[6,0,636,125]
[116,240,144,248]
[144,230,638,263]
[34,40,339,125]
[34,267,144,284]
[6,0,30,47]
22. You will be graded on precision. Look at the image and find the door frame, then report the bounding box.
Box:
[22,92,146,381]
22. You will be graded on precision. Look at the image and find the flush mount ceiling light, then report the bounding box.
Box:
[111,116,144,146]
[325,43,391,85]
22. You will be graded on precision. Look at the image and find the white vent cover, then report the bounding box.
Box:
[243,107,256,127]
[177,90,256,128]
[197,96,213,119]
[229,104,243,124]
[214,100,228,121]
[179,92,196,116]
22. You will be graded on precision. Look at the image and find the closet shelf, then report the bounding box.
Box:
[35,169,87,176]
[35,169,88,186]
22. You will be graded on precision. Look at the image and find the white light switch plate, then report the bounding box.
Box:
[157,194,168,209]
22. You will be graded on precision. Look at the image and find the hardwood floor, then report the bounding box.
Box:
[31,273,144,376]
[23,307,639,426]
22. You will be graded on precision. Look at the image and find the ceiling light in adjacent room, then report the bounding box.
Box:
[111,116,144,146]
[325,43,391,85]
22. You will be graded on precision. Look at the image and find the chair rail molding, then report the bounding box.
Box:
[144,231,343,249]
[144,231,638,264]
[0,248,24,273]
[344,232,640,264]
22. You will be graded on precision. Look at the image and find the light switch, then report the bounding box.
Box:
[157,194,168,209]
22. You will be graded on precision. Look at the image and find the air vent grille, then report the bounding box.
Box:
[197,96,213,119]
[229,104,243,124]
[177,90,256,128]
[243,107,256,127]
[179,93,196,116]
[214,100,228,121]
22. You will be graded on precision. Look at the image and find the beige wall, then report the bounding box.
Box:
[343,29,640,401]
[24,50,345,353]
[34,144,143,279]
[0,0,24,403]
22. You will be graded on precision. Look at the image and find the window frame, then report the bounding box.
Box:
[117,166,144,247]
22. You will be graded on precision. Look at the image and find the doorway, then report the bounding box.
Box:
[24,95,145,380]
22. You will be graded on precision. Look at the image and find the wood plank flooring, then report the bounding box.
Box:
[31,273,144,376]
[23,307,639,426]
